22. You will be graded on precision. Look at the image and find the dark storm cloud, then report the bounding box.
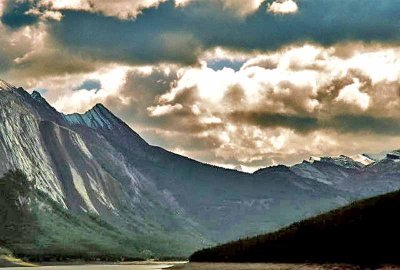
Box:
[229,111,319,133]
[53,0,400,64]
[1,0,395,65]
[229,111,400,136]
[48,5,204,65]
[328,115,400,136]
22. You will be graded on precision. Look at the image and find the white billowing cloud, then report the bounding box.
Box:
[38,0,91,10]
[19,43,400,172]
[335,78,370,110]
[0,21,102,84]
[148,104,183,117]
[37,0,168,19]
[139,43,400,170]
[52,65,131,113]
[221,0,266,16]
[267,0,298,14]
[15,0,291,20]
[0,0,5,16]
[0,23,51,74]
[176,0,267,16]
[25,8,63,21]
[346,49,400,84]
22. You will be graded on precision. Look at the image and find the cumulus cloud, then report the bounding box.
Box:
[0,0,5,16]
[25,8,63,21]
[267,0,298,14]
[50,65,131,113]
[0,22,51,75]
[2,0,400,171]
[4,0,268,22]
[0,15,104,85]
[134,43,400,169]
[148,104,184,117]
[176,0,266,16]
[14,0,268,20]
[24,43,400,171]
[36,0,168,19]
[335,78,370,111]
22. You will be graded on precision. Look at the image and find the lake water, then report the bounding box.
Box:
[1,262,394,270]
[2,262,181,270]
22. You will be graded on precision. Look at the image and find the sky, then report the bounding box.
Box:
[1,0,400,172]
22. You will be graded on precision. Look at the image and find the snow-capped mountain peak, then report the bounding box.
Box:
[307,155,364,169]
[64,103,121,130]
[350,154,375,166]
[308,156,321,163]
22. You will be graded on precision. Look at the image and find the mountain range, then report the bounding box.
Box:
[1,78,400,259]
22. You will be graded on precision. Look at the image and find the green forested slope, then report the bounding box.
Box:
[0,171,192,261]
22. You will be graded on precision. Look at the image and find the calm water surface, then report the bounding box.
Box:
[2,262,180,270]
[3,262,392,270]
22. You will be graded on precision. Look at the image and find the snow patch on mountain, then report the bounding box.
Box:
[306,155,365,169]
[324,155,364,169]
[308,156,321,163]
[71,132,93,159]
[350,154,375,166]
[87,173,116,211]
[70,166,99,214]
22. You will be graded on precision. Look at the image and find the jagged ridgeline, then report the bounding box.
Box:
[0,79,356,258]
[2,78,400,260]
[190,189,400,265]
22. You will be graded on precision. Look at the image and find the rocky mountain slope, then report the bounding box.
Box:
[290,152,400,196]
[0,78,398,258]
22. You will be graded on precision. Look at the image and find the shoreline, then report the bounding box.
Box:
[2,259,400,270]
[0,257,187,268]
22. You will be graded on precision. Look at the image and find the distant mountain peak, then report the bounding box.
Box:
[93,103,107,110]
[31,90,43,100]
[30,91,53,108]
[253,164,293,176]
[305,155,366,169]
[63,102,122,130]
[350,154,375,166]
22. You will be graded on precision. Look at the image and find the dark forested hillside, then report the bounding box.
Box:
[190,189,400,265]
